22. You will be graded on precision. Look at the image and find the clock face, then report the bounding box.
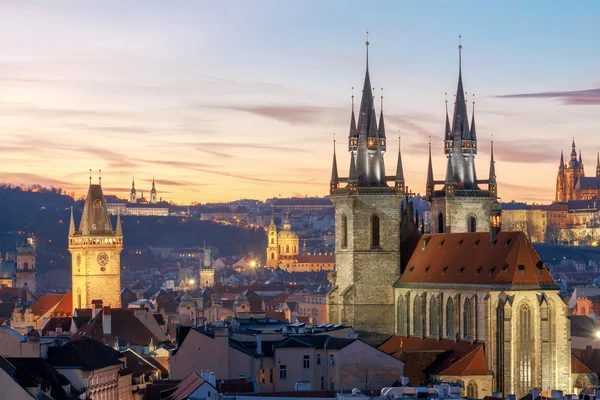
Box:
[76,254,81,266]
[97,252,109,267]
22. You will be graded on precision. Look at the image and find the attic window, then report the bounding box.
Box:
[505,238,512,247]
[474,240,480,248]
[536,261,544,270]
[489,267,496,276]
[457,240,464,248]
[459,266,465,275]
[409,266,415,274]
[442,266,448,275]
[439,240,445,248]
[424,266,430,274]
[491,239,498,247]
[476,266,482,275]
[502,263,510,271]
[422,237,431,250]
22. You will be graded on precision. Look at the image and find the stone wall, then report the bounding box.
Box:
[430,196,493,233]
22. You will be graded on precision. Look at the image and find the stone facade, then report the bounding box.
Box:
[328,193,403,336]
[15,242,36,293]
[430,196,493,234]
[394,286,571,398]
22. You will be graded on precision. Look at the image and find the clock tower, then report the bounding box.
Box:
[69,179,123,313]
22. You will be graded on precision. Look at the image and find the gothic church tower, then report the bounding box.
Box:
[427,41,496,234]
[199,245,215,288]
[327,40,406,337]
[69,178,123,313]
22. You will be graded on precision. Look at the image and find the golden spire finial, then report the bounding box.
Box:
[380,88,384,110]
[366,30,369,47]
[89,169,92,185]
[98,169,101,184]
[351,86,354,109]
[458,35,463,71]
[445,92,448,105]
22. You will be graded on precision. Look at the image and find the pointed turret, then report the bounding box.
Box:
[426,142,434,198]
[330,140,339,195]
[150,177,158,204]
[129,177,137,203]
[116,212,123,236]
[596,151,600,178]
[559,150,565,171]
[451,39,470,142]
[378,91,387,151]
[444,98,452,155]
[78,181,114,236]
[489,140,497,198]
[470,98,478,153]
[68,206,75,237]
[445,155,455,197]
[395,138,405,193]
[579,150,583,165]
[348,91,358,152]
[571,138,577,161]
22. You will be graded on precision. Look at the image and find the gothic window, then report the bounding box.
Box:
[518,304,533,396]
[271,238,274,245]
[341,214,348,248]
[286,245,289,253]
[413,293,425,337]
[429,295,440,337]
[271,253,275,260]
[23,262,28,270]
[467,215,477,233]
[466,381,478,398]
[371,215,380,247]
[397,295,406,335]
[446,297,456,338]
[438,213,444,233]
[464,297,474,338]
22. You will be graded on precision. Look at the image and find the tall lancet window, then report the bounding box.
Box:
[463,297,474,338]
[518,304,533,396]
[446,297,456,338]
[371,215,380,248]
[429,295,440,338]
[413,294,424,337]
[438,213,444,233]
[397,295,406,335]
[341,214,348,249]
[467,215,477,233]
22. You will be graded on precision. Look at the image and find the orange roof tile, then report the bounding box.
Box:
[296,254,335,263]
[439,344,491,376]
[30,293,65,316]
[53,292,73,316]
[572,354,594,374]
[398,231,557,288]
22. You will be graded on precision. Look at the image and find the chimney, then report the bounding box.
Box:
[92,300,103,318]
[102,307,112,336]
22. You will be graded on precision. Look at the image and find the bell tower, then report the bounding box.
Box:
[69,176,123,313]
[266,214,279,268]
[129,177,137,203]
[150,177,158,204]
[199,244,215,288]
[15,239,36,293]
[327,38,406,337]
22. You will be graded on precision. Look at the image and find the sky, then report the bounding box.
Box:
[1,1,600,203]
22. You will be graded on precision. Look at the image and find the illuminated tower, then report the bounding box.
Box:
[199,245,215,288]
[555,151,566,202]
[150,177,158,204]
[266,214,279,268]
[69,177,123,313]
[129,177,137,203]
[427,38,496,234]
[327,37,406,336]
[15,239,36,293]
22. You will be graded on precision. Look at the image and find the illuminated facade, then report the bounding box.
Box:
[199,246,215,288]
[265,214,299,269]
[555,140,600,202]
[15,240,36,293]
[69,180,123,313]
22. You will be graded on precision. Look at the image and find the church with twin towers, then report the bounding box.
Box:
[327,39,572,397]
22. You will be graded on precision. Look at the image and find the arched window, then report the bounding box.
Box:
[270,238,274,245]
[464,297,473,338]
[371,215,380,247]
[77,288,82,310]
[466,381,478,399]
[341,214,348,248]
[518,304,533,397]
[286,245,290,253]
[293,246,297,253]
[446,297,456,338]
[397,295,406,335]
[23,262,28,270]
[467,215,477,233]
[271,253,275,260]
[438,213,444,233]
[413,294,425,337]
[429,295,440,338]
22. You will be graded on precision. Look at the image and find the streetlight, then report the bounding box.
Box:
[250,261,257,268]
[188,279,195,285]
[595,331,600,339]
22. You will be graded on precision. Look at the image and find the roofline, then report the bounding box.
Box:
[394,282,561,291]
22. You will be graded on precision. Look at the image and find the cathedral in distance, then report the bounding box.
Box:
[555,139,600,202]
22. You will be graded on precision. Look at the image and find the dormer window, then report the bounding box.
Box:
[474,240,480,248]
[489,267,496,275]
[442,266,448,275]
[459,266,465,275]
[424,266,430,274]
[422,237,431,250]
[505,238,512,247]
[439,240,445,248]
[457,240,464,248]
[476,266,482,275]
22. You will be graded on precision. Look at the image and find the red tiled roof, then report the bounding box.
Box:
[438,344,490,376]
[265,311,288,323]
[30,293,65,317]
[296,254,335,263]
[166,372,212,400]
[53,292,73,316]
[572,353,594,374]
[398,232,556,287]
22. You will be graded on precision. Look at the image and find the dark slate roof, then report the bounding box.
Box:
[41,318,72,336]
[577,177,600,191]
[47,338,122,371]
[0,302,15,319]
[120,349,159,376]
[6,357,76,400]
[139,380,180,400]
[274,335,355,350]
[76,184,115,237]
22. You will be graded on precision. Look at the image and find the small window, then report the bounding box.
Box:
[303,355,310,369]
[316,353,321,365]
[442,266,448,274]
[270,369,273,383]
[518,265,525,271]
[329,354,335,365]
[279,365,287,380]
[474,240,480,248]
[459,266,465,274]
[371,215,380,247]
[341,214,348,249]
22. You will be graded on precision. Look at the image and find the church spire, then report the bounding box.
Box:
[426,141,434,198]
[79,177,113,236]
[470,94,478,149]
[348,88,358,152]
[452,36,470,142]
[116,212,123,236]
[489,139,497,198]
[444,94,452,155]
[330,136,339,194]
[571,137,577,161]
[559,150,565,170]
[596,151,600,178]
[378,88,387,151]
[395,137,405,193]
[579,150,583,165]
[69,206,75,237]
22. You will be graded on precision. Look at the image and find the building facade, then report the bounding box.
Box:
[556,140,600,202]
[326,41,407,337]
[199,246,215,288]
[15,240,36,292]
[265,214,299,270]
[69,180,123,312]
[426,45,496,234]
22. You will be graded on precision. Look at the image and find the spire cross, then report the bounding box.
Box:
[458,35,462,71]
[365,31,369,68]
[351,86,354,109]
[380,87,384,110]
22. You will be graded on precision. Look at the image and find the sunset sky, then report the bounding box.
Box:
[1,1,600,203]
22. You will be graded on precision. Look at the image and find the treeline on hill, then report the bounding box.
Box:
[0,184,265,257]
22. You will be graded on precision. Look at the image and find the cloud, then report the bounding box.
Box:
[495,88,600,105]
[210,104,341,125]
[139,178,196,187]
[0,173,73,188]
